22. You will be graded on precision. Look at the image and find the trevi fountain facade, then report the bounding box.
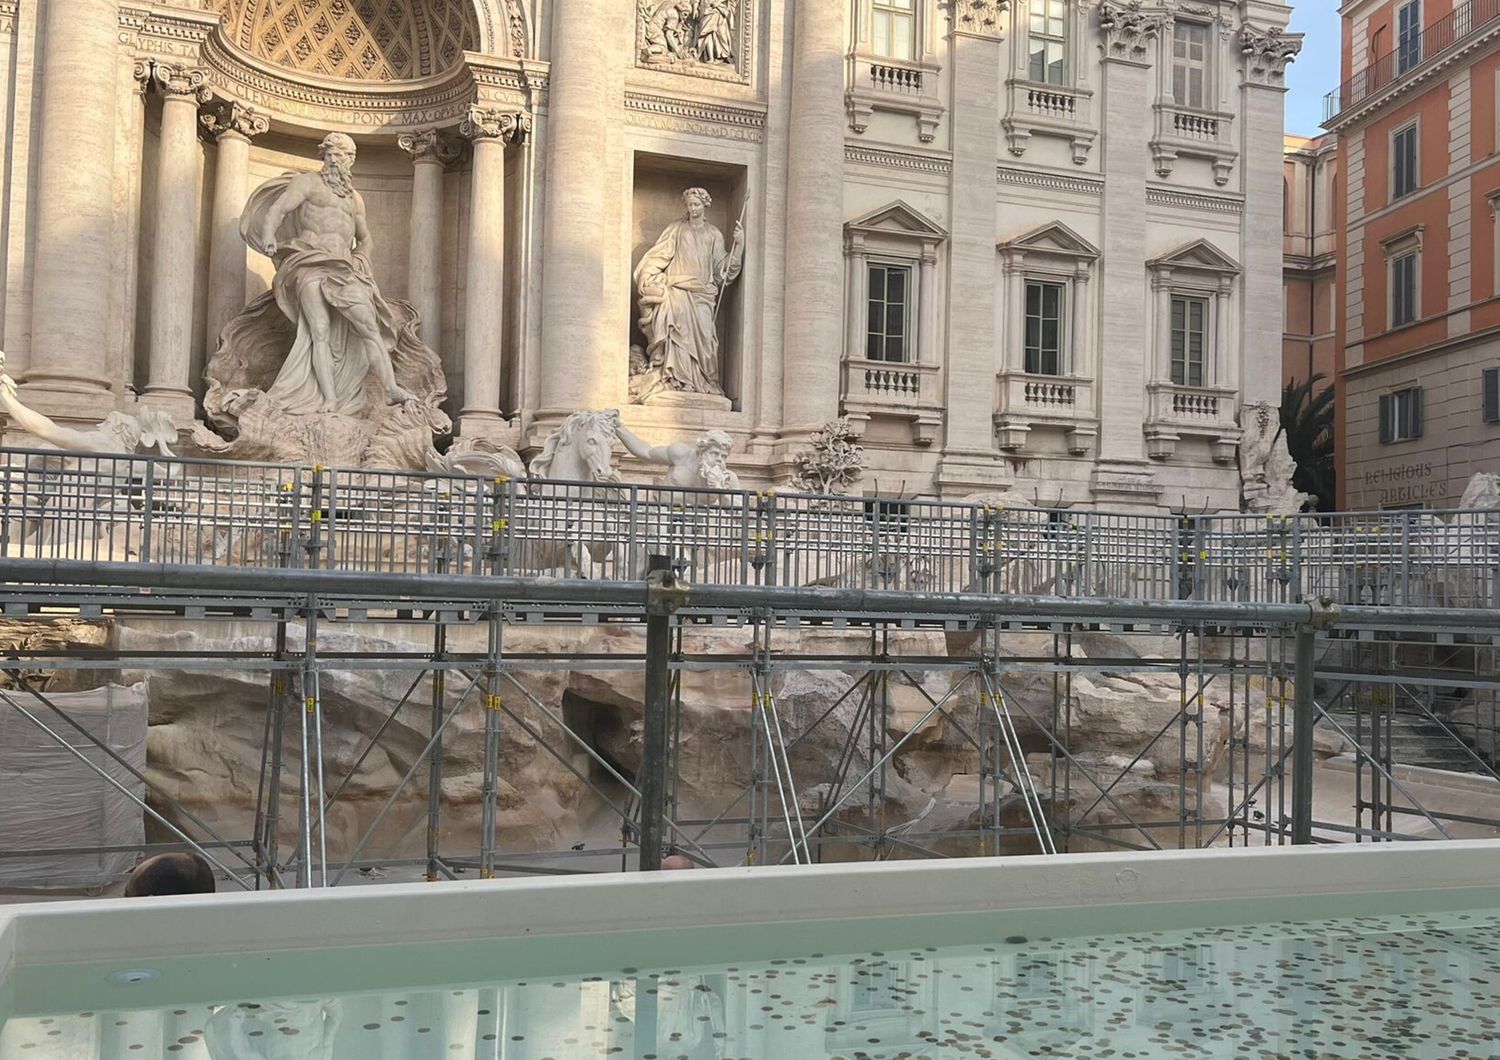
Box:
[0,0,1299,510]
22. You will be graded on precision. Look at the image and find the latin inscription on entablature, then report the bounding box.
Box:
[624,92,766,142]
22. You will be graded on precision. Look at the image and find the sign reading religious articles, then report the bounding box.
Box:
[636,0,751,83]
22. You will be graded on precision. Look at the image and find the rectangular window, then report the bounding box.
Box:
[866,262,911,362]
[1170,294,1208,387]
[1392,123,1418,199]
[873,0,916,61]
[1172,22,1210,109]
[1029,0,1068,85]
[1483,366,1500,423]
[1391,249,1418,327]
[1397,0,1422,74]
[1025,279,1067,375]
[1379,386,1424,443]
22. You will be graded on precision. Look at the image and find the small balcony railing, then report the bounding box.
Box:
[1324,0,1500,122]
[1146,382,1238,432]
[998,371,1094,417]
[841,357,940,409]
[869,62,924,94]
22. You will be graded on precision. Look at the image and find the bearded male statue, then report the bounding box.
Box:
[198,132,449,468]
[244,132,415,414]
[614,422,741,490]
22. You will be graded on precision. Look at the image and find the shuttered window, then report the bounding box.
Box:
[1397,0,1422,74]
[1392,124,1418,200]
[1378,387,1424,443]
[1483,367,1500,424]
[1391,249,1418,327]
[1170,295,1208,387]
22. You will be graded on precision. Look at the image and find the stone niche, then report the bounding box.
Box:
[628,152,748,409]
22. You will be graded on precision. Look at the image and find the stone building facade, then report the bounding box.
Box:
[0,0,1295,509]
[1326,0,1500,510]
[1282,131,1337,390]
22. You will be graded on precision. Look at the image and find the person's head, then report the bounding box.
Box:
[123,852,216,898]
[682,187,711,221]
[661,853,696,870]
[696,429,734,488]
[318,133,357,196]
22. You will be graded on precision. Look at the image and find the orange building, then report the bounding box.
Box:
[1325,0,1500,510]
[1283,133,1338,390]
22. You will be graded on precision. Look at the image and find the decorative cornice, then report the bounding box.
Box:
[623,92,766,141]
[136,60,211,102]
[459,105,531,144]
[1240,24,1303,88]
[1098,0,1165,65]
[949,0,1010,39]
[997,165,1104,197]
[1146,187,1245,214]
[846,145,953,175]
[119,4,219,54]
[199,99,270,141]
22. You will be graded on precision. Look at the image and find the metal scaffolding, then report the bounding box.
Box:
[1,448,1498,890]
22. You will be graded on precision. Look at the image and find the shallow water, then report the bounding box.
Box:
[4,906,1500,1058]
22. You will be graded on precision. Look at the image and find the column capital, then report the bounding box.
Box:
[396,128,464,165]
[1097,0,1164,66]
[135,59,211,102]
[199,99,269,142]
[1240,24,1303,89]
[459,106,531,145]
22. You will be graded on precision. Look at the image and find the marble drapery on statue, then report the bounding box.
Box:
[630,187,744,404]
[196,133,450,469]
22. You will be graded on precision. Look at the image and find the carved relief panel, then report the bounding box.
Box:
[636,0,752,83]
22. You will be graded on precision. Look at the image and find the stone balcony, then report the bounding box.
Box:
[840,358,943,444]
[1150,103,1237,185]
[1002,80,1097,163]
[1144,382,1240,462]
[845,53,944,142]
[993,371,1097,455]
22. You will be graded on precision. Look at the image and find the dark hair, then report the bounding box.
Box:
[123,852,216,898]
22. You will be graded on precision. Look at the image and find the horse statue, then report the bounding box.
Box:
[517,409,625,576]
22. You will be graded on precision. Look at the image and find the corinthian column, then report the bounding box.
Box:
[397,130,456,352]
[780,0,847,437]
[458,108,527,437]
[202,101,269,368]
[140,61,210,421]
[25,0,122,414]
[538,0,610,414]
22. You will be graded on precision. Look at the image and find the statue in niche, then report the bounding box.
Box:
[614,421,741,490]
[630,187,745,405]
[196,132,450,469]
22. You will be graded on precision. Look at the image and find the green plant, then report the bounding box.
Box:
[1280,374,1336,512]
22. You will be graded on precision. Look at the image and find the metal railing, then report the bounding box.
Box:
[1324,0,1500,123]
[1,447,1497,607]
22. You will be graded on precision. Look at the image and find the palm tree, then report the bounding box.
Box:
[1280,374,1336,512]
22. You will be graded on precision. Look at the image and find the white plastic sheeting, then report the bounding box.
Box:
[0,682,147,889]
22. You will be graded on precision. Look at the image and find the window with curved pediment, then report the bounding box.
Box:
[212,0,481,81]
